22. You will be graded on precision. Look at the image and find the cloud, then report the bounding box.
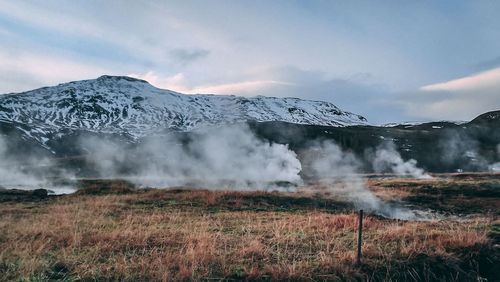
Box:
[128,72,189,92]
[0,1,224,71]
[420,67,500,92]
[0,49,111,93]
[0,1,104,40]
[170,48,210,65]
[129,71,293,95]
[401,68,500,121]
[191,80,294,95]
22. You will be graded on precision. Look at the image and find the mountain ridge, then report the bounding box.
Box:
[0,75,367,147]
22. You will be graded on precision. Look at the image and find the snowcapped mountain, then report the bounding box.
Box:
[0,75,367,146]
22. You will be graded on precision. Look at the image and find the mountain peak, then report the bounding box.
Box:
[96,75,149,84]
[0,77,368,146]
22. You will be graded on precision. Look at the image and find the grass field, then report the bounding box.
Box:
[0,174,499,281]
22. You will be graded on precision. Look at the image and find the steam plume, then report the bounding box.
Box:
[302,141,427,220]
[0,135,74,194]
[373,141,431,179]
[80,124,302,190]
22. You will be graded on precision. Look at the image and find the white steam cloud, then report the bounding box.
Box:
[0,135,41,188]
[373,141,432,179]
[0,135,75,194]
[488,144,500,172]
[439,130,492,171]
[302,141,428,220]
[80,124,302,190]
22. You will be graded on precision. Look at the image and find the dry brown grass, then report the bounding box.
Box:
[0,181,498,281]
[366,175,500,216]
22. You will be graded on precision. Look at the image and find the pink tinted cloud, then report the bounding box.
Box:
[420,67,500,92]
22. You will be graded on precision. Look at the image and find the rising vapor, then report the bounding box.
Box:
[80,124,302,190]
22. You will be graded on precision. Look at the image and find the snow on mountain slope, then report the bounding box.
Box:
[0,75,367,145]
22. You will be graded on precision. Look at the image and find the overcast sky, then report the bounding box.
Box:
[1,0,499,123]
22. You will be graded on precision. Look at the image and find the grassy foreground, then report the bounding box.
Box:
[0,176,499,281]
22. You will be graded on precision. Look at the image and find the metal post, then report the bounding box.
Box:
[356,209,363,266]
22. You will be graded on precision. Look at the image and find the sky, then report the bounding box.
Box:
[1,0,499,124]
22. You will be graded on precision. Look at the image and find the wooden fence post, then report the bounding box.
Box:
[356,209,363,266]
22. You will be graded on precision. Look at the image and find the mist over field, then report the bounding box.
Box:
[3,121,498,221]
[1,122,499,191]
